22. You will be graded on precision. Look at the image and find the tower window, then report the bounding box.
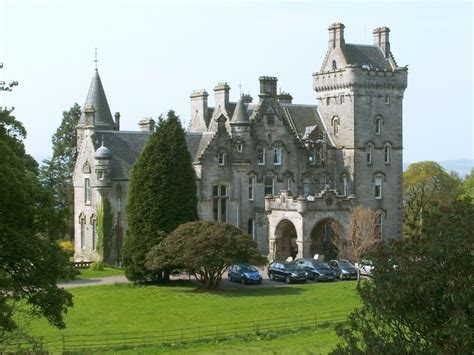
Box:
[236,143,243,152]
[273,147,282,165]
[384,144,391,164]
[375,117,382,135]
[212,185,228,222]
[366,144,373,165]
[374,175,383,199]
[257,146,265,165]
[84,177,91,205]
[264,176,275,196]
[375,212,384,239]
[332,60,337,70]
[248,176,255,200]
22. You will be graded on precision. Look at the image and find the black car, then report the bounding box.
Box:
[267,261,307,284]
[328,259,358,280]
[295,259,336,281]
[228,263,263,284]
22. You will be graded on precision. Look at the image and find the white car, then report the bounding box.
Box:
[355,260,374,277]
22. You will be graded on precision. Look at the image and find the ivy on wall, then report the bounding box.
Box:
[96,195,114,261]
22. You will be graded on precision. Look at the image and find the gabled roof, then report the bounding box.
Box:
[344,44,393,70]
[281,104,324,139]
[79,70,115,127]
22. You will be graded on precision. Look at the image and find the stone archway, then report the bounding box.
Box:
[273,219,298,261]
[310,219,341,261]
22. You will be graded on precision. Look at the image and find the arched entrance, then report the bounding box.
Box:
[273,219,298,261]
[310,219,340,260]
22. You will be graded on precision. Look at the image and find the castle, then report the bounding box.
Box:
[73,23,408,263]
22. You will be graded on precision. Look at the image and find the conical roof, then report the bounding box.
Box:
[231,96,249,124]
[79,69,114,127]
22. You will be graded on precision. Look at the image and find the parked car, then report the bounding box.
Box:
[228,263,263,284]
[355,259,374,277]
[294,258,336,281]
[267,261,308,284]
[328,259,358,280]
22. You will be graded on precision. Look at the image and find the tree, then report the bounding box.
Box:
[0,108,73,343]
[332,197,474,354]
[123,111,198,282]
[461,168,474,199]
[146,221,267,290]
[40,103,81,240]
[333,206,380,284]
[403,161,461,237]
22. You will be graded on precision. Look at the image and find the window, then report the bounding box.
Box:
[384,144,391,164]
[339,95,344,104]
[273,147,282,165]
[326,97,330,106]
[266,116,275,125]
[286,176,292,192]
[212,185,227,222]
[79,214,85,249]
[332,60,337,70]
[303,177,312,196]
[385,95,390,105]
[84,177,91,204]
[248,219,255,240]
[91,215,97,251]
[375,212,384,239]
[236,143,243,152]
[97,170,104,180]
[257,146,265,165]
[264,176,274,196]
[374,175,383,199]
[248,176,255,200]
[332,116,340,136]
[218,151,225,166]
[341,174,348,197]
[320,173,330,191]
[366,144,373,165]
[375,117,382,135]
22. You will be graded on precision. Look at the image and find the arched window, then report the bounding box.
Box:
[375,116,383,135]
[366,143,373,165]
[332,60,337,70]
[384,144,391,164]
[90,214,97,251]
[84,178,91,205]
[374,174,384,199]
[332,116,340,136]
[79,213,86,250]
[212,185,228,222]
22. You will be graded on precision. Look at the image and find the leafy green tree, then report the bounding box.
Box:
[123,111,198,282]
[0,108,73,343]
[40,103,81,240]
[461,168,474,199]
[146,221,267,290]
[403,161,461,237]
[332,196,474,354]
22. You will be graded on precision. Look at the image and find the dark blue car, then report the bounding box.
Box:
[228,263,263,285]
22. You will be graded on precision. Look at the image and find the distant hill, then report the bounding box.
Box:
[404,159,473,177]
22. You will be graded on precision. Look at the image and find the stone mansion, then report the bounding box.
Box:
[73,23,408,263]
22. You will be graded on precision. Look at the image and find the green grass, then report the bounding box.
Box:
[25,281,359,353]
[74,266,124,280]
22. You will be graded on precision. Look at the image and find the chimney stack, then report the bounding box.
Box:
[259,76,278,101]
[214,82,230,111]
[114,112,120,131]
[328,23,345,49]
[189,89,209,131]
[138,117,155,132]
[373,27,391,58]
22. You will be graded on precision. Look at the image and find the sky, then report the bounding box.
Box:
[0,0,472,164]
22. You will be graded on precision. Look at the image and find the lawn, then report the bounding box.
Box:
[74,266,124,280]
[25,281,359,353]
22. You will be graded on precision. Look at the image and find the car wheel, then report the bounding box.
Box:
[285,275,291,284]
[339,272,344,280]
[270,273,275,281]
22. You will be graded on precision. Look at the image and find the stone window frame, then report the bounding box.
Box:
[84,177,92,205]
[373,173,385,200]
[339,94,344,104]
[247,219,255,241]
[90,214,97,251]
[340,173,349,197]
[79,213,86,250]
[257,146,266,165]
[248,174,256,201]
[375,209,386,239]
[217,150,226,166]
[272,145,282,166]
[264,175,275,197]
[366,142,374,165]
[212,184,228,222]
[332,60,337,70]
[384,143,392,164]
[235,141,244,153]
[374,115,383,135]
[332,116,340,136]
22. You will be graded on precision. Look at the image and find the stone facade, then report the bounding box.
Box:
[73,23,407,263]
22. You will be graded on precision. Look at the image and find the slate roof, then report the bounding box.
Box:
[93,130,215,180]
[343,44,393,70]
[230,97,250,124]
[79,70,115,127]
[281,104,324,138]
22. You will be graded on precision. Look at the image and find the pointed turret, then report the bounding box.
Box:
[230,96,250,125]
[78,69,115,129]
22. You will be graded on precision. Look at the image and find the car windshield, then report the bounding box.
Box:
[339,260,354,268]
[284,264,299,271]
[313,261,331,269]
[241,265,257,272]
